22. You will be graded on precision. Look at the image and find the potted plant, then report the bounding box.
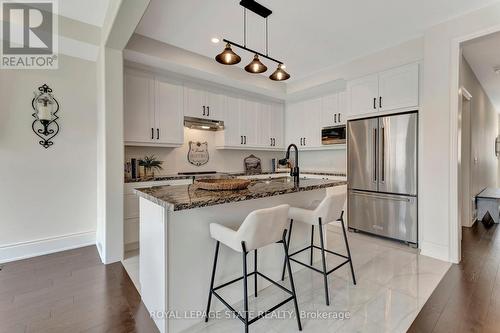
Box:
[139,155,163,179]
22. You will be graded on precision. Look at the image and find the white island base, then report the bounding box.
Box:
[139,188,331,333]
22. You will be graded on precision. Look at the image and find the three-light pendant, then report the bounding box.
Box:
[215,1,290,81]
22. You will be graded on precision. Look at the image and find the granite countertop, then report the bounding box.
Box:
[134,177,347,211]
[125,170,346,183]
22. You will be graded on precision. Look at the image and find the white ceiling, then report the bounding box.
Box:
[135,0,500,82]
[463,32,500,112]
[58,0,110,27]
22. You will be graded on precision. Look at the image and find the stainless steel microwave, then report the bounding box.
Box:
[322,125,346,145]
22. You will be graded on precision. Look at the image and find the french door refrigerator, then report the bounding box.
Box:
[347,112,418,245]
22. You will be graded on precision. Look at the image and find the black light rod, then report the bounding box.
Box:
[223,39,283,65]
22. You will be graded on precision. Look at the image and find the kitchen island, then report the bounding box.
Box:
[135,177,346,333]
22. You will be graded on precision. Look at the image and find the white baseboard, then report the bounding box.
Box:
[0,231,96,264]
[420,240,451,262]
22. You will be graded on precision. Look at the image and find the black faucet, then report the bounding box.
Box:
[279,144,300,184]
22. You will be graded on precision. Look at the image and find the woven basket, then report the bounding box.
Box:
[195,178,251,191]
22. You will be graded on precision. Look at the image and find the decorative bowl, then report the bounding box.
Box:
[195,178,251,191]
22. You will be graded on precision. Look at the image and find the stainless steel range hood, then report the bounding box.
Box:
[184,116,224,131]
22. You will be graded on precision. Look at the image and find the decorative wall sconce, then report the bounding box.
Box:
[32,84,60,148]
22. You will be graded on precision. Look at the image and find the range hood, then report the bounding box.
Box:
[184,116,224,131]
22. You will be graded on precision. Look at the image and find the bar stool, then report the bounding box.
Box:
[281,185,356,306]
[205,204,302,333]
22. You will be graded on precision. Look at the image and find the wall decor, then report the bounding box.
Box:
[188,141,209,166]
[31,84,60,148]
[244,154,262,174]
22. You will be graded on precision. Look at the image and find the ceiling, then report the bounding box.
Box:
[463,32,500,112]
[135,0,499,82]
[59,0,110,27]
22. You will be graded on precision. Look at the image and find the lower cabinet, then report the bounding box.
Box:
[123,179,193,250]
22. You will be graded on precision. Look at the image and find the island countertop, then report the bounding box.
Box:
[134,177,347,211]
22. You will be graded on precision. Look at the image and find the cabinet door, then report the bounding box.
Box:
[124,70,155,143]
[222,96,243,146]
[205,91,224,120]
[184,87,206,118]
[338,91,348,125]
[285,101,304,147]
[270,104,284,148]
[348,74,379,115]
[378,63,419,112]
[258,103,272,147]
[320,93,339,128]
[155,78,184,145]
[240,100,259,146]
[303,98,321,147]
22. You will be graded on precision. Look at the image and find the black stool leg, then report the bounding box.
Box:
[241,242,249,333]
[340,216,356,285]
[282,230,302,331]
[254,249,258,297]
[205,241,220,322]
[281,219,294,281]
[310,225,314,265]
[318,218,330,306]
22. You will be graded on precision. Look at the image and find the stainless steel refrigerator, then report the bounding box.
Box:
[347,112,418,245]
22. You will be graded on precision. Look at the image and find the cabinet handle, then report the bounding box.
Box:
[373,98,377,109]
[241,136,243,144]
[244,136,247,144]
[207,106,210,117]
[379,97,383,109]
[151,128,154,140]
[303,137,306,146]
[273,138,276,146]
[338,113,341,123]
[203,105,206,116]
[334,114,337,123]
[157,128,159,140]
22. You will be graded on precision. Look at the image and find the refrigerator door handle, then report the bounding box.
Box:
[350,190,413,202]
[381,126,385,182]
[373,128,378,182]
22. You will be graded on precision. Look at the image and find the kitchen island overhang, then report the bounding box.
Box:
[135,178,346,333]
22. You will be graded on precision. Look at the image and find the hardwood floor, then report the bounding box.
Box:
[0,246,158,333]
[409,222,500,333]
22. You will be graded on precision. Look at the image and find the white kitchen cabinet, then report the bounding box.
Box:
[184,87,224,120]
[285,99,321,149]
[216,96,242,147]
[347,63,419,117]
[270,104,284,148]
[257,102,283,149]
[378,63,419,112]
[124,69,155,144]
[124,69,184,147]
[240,100,259,146]
[348,74,379,116]
[155,78,184,145]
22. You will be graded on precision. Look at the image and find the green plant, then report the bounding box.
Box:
[139,155,163,172]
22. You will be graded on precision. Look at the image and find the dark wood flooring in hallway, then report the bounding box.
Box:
[409,222,500,333]
[0,246,158,333]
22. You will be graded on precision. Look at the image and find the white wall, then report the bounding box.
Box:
[0,54,97,262]
[125,128,347,175]
[460,56,498,204]
[420,2,500,262]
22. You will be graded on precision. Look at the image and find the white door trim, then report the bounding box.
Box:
[449,24,500,264]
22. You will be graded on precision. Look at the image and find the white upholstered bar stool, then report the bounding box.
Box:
[280,185,356,306]
[205,204,302,333]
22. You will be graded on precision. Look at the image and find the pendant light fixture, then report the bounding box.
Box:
[214,0,290,81]
[269,63,290,81]
[245,54,267,73]
[215,43,241,65]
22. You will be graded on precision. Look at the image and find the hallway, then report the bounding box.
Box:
[409,222,500,332]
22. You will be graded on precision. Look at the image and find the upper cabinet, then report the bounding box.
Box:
[184,87,224,120]
[124,69,183,147]
[285,98,321,150]
[320,92,348,127]
[347,63,419,116]
[216,97,284,150]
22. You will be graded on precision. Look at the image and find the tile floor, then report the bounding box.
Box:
[122,227,450,333]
